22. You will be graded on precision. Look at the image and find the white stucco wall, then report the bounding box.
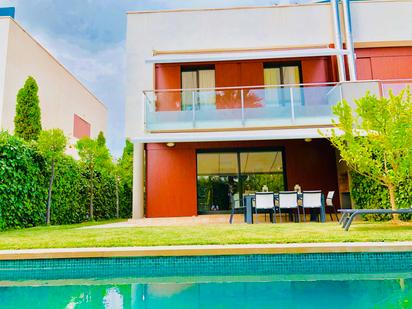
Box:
[0,18,10,127]
[126,0,412,139]
[0,17,107,143]
[351,0,412,44]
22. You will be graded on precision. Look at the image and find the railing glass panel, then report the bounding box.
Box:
[144,83,344,131]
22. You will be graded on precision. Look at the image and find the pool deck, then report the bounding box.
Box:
[1,242,412,260]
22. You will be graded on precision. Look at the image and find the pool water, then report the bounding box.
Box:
[0,275,411,308]
[1,252,412,308]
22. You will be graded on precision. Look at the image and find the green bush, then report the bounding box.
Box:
[119,181,132,218]
[0,132,46,229]
[92,170,117,220]
[49,156,88,225]
[91,170,132,220]
[351,172,412,221]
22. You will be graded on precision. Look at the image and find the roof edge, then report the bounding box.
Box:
[126,2,329,15]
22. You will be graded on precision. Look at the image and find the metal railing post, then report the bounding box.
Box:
[290,88,295,124]
[192,91,196,128]
[380,82,386,98]
[240,89,245,126]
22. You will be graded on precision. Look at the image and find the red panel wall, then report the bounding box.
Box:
[240,62,264,108]
[356,47,412,80]
[240,62,264,86]
[215,62,242,108]
[301,58,330,83]
[356,58,373,80]
[73,114,91,139]
[154,64,181,111]
[146,145,197,217]
[146,139,339,218]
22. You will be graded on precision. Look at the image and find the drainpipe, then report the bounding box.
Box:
[342,0,357,81]
[331,0,346,82]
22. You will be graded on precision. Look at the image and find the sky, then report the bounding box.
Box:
[1,0,302,157]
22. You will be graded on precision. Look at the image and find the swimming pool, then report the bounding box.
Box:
[1,252,411,308]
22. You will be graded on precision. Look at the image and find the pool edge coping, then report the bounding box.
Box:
[1,242,412,260]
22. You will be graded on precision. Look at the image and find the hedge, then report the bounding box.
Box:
[49,156,88,225]
[0,132,132,230]
[0,132,46,229]
[350,172,412,221]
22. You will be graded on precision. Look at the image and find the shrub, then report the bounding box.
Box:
[351,172,412,221]
[0,132,46,229]
[119,181,132,218]
[92,170,117,220]
[49,156,88,225]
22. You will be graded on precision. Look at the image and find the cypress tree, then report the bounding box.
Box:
[97,131,106,147]
[14,76,42,141]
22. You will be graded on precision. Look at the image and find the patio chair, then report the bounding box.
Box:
[326,191,339,221]
[302,190,323,222]
[254,192,276,223]
[278,191,300,222]
[229,193,245,224]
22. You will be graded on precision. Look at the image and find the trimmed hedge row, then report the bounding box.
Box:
[0,133,46,229]
[350,172,412,221]
[0,132,132,230]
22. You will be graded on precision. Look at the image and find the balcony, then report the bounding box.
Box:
[143,81,393,132]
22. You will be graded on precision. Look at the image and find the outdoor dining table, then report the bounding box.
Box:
[243,193,326,224]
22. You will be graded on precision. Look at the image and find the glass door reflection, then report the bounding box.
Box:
[197,150,286,214]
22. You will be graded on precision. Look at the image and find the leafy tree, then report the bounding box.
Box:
[76,137,112,219]
[117,139,133,187]
[14,76,42,141]
[115,139,133,218]
[37,129,67,224]
[327,89,412,218]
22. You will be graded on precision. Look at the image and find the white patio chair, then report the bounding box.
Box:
[278,191,300,222]
[326,191,339,221]
[255,192,276,223]
[302,190,323,222]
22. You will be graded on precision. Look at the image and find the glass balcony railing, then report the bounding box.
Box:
[143,81,385,132]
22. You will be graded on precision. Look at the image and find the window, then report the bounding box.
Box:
[263,63,301,85]
[263,63,302,106]
[181,66,215,110]
[73,114,91,139]
[197,149,286,213]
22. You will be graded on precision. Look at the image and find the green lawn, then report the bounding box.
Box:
[1,220,412,250]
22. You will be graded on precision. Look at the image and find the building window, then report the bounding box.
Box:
[263,63,302,106]
[197,149,286,214]
[73,114,91,139]
[181,65,215,110]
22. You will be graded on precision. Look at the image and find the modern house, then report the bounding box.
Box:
[0,15,107,154]
[126,0,412,219]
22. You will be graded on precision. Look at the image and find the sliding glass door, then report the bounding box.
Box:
[263,63,302,106]
[181,66,216,111]
[197,149,286,214]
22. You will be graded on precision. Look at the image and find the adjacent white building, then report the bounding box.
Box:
[0,16,107,147]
